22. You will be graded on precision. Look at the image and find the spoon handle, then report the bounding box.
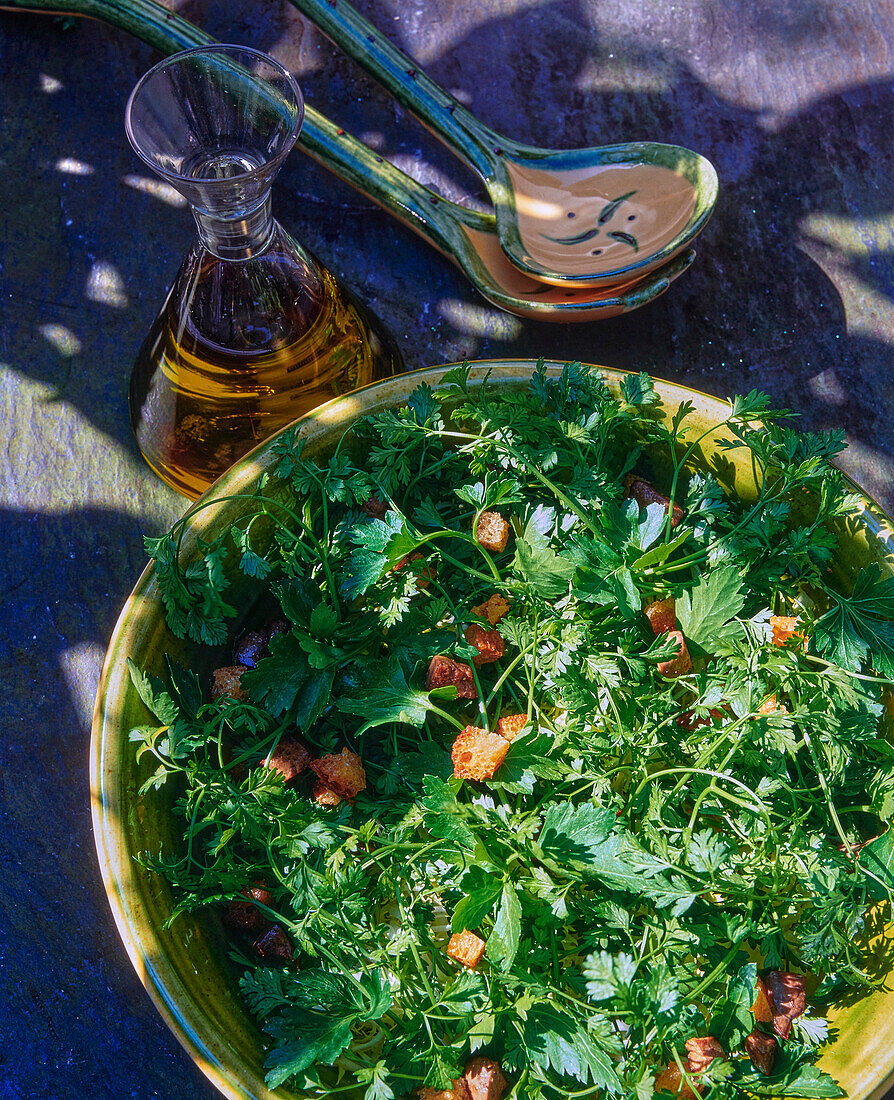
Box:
[300,110,486,260]
[1,0,487,260]
[286,0,503,181]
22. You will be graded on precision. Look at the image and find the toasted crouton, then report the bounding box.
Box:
[496,713,529,741]
[452,726,509,780]
[361,494,389,519]
[234,619,288,668]
[211,665,248,701]
[758,695,788,716]
[643,597,677,636]
[763,971,807,1039]
[426,655,478,699]
[752,976,774,1022]
[224,884,274,932]
[464,623,505,667]
[684,1037,726,1073]
[475,511,510,552]
[471,594,510,625]
[252,923,293,963]
[654,1037,724,1100]
[770,614,805,649]
[312,781,342,807]
[265,739,312,784]
[446,930,486,968]
[390,549,436,589]
[310,748,366,801]
[653,1060,700,1098]
[461,1058,508,1100]
[744,1029,777,1075]
[624,475,684,528]
[657,630,692,677]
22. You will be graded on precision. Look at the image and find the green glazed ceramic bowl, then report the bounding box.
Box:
[92,361,894,1100]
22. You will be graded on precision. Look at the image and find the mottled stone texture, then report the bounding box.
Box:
[0,0,893,1096]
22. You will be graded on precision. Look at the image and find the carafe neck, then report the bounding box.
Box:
[191,192,275,260]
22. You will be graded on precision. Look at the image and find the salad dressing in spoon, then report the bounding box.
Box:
[506,160,698,281]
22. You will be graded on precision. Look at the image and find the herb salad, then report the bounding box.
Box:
[128,362,894,1100]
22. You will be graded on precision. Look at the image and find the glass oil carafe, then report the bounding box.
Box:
[125,44,401,499]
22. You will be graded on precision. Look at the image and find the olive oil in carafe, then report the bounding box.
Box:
[130,229,400,499]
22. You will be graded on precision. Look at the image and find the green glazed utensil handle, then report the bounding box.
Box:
[286,0,505,181]
[0,0,212,48]
[0,0,482,257]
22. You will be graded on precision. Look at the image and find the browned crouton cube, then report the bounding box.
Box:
[461,1057,508,1100]
[390,549,436,589]
[426,655,478,699]
[643,597,677,636]
[744,1029,777,1075]
[233,630,267,669]
[265,739,312,784]
[653,1061,700,1098]
[770,615,805,649]
[310,748,366,801]
[233,619,289,668]
[464,623,505,667]
[657,630,692,677]
[312,781,342,807]
[624,475,684,528]
[211,665,248,701]
[475,511,510,552]
[225,897,264,932]
[243,884,273,907]
[452,726,509,780]
[758,695,788,716]
[763,971,807,1039]
[752,976,774,1022]
[252,923,293,963]
[496,713,529,741]
[684,1037,726,1074]
[223,884,274,932]
[654,1037,724,1100]
[446,930,486,968]
[471,594,511,625]
[361,494,389,519]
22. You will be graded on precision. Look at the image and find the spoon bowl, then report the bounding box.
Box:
[492,141,717,288]
[287,0,719,288]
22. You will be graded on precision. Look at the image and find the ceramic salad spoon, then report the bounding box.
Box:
[292,105,696,322]
[286,0,719,289]
[2,0,694,320]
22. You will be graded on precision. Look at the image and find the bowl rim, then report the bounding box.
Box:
[91,359,894,1100]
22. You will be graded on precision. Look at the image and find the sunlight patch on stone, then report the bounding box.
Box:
[60,642,107,728]
[798,213,894,344]
[838,439,894,521]
[807,369,847,407]
[438,298,523,339]
[801,213,894,255]
[86,262,129,308]
[40,73,64,93]
[56,157,94,176]
[40,324,82,357]
[0,365,184,526]
[578,55,669,93]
